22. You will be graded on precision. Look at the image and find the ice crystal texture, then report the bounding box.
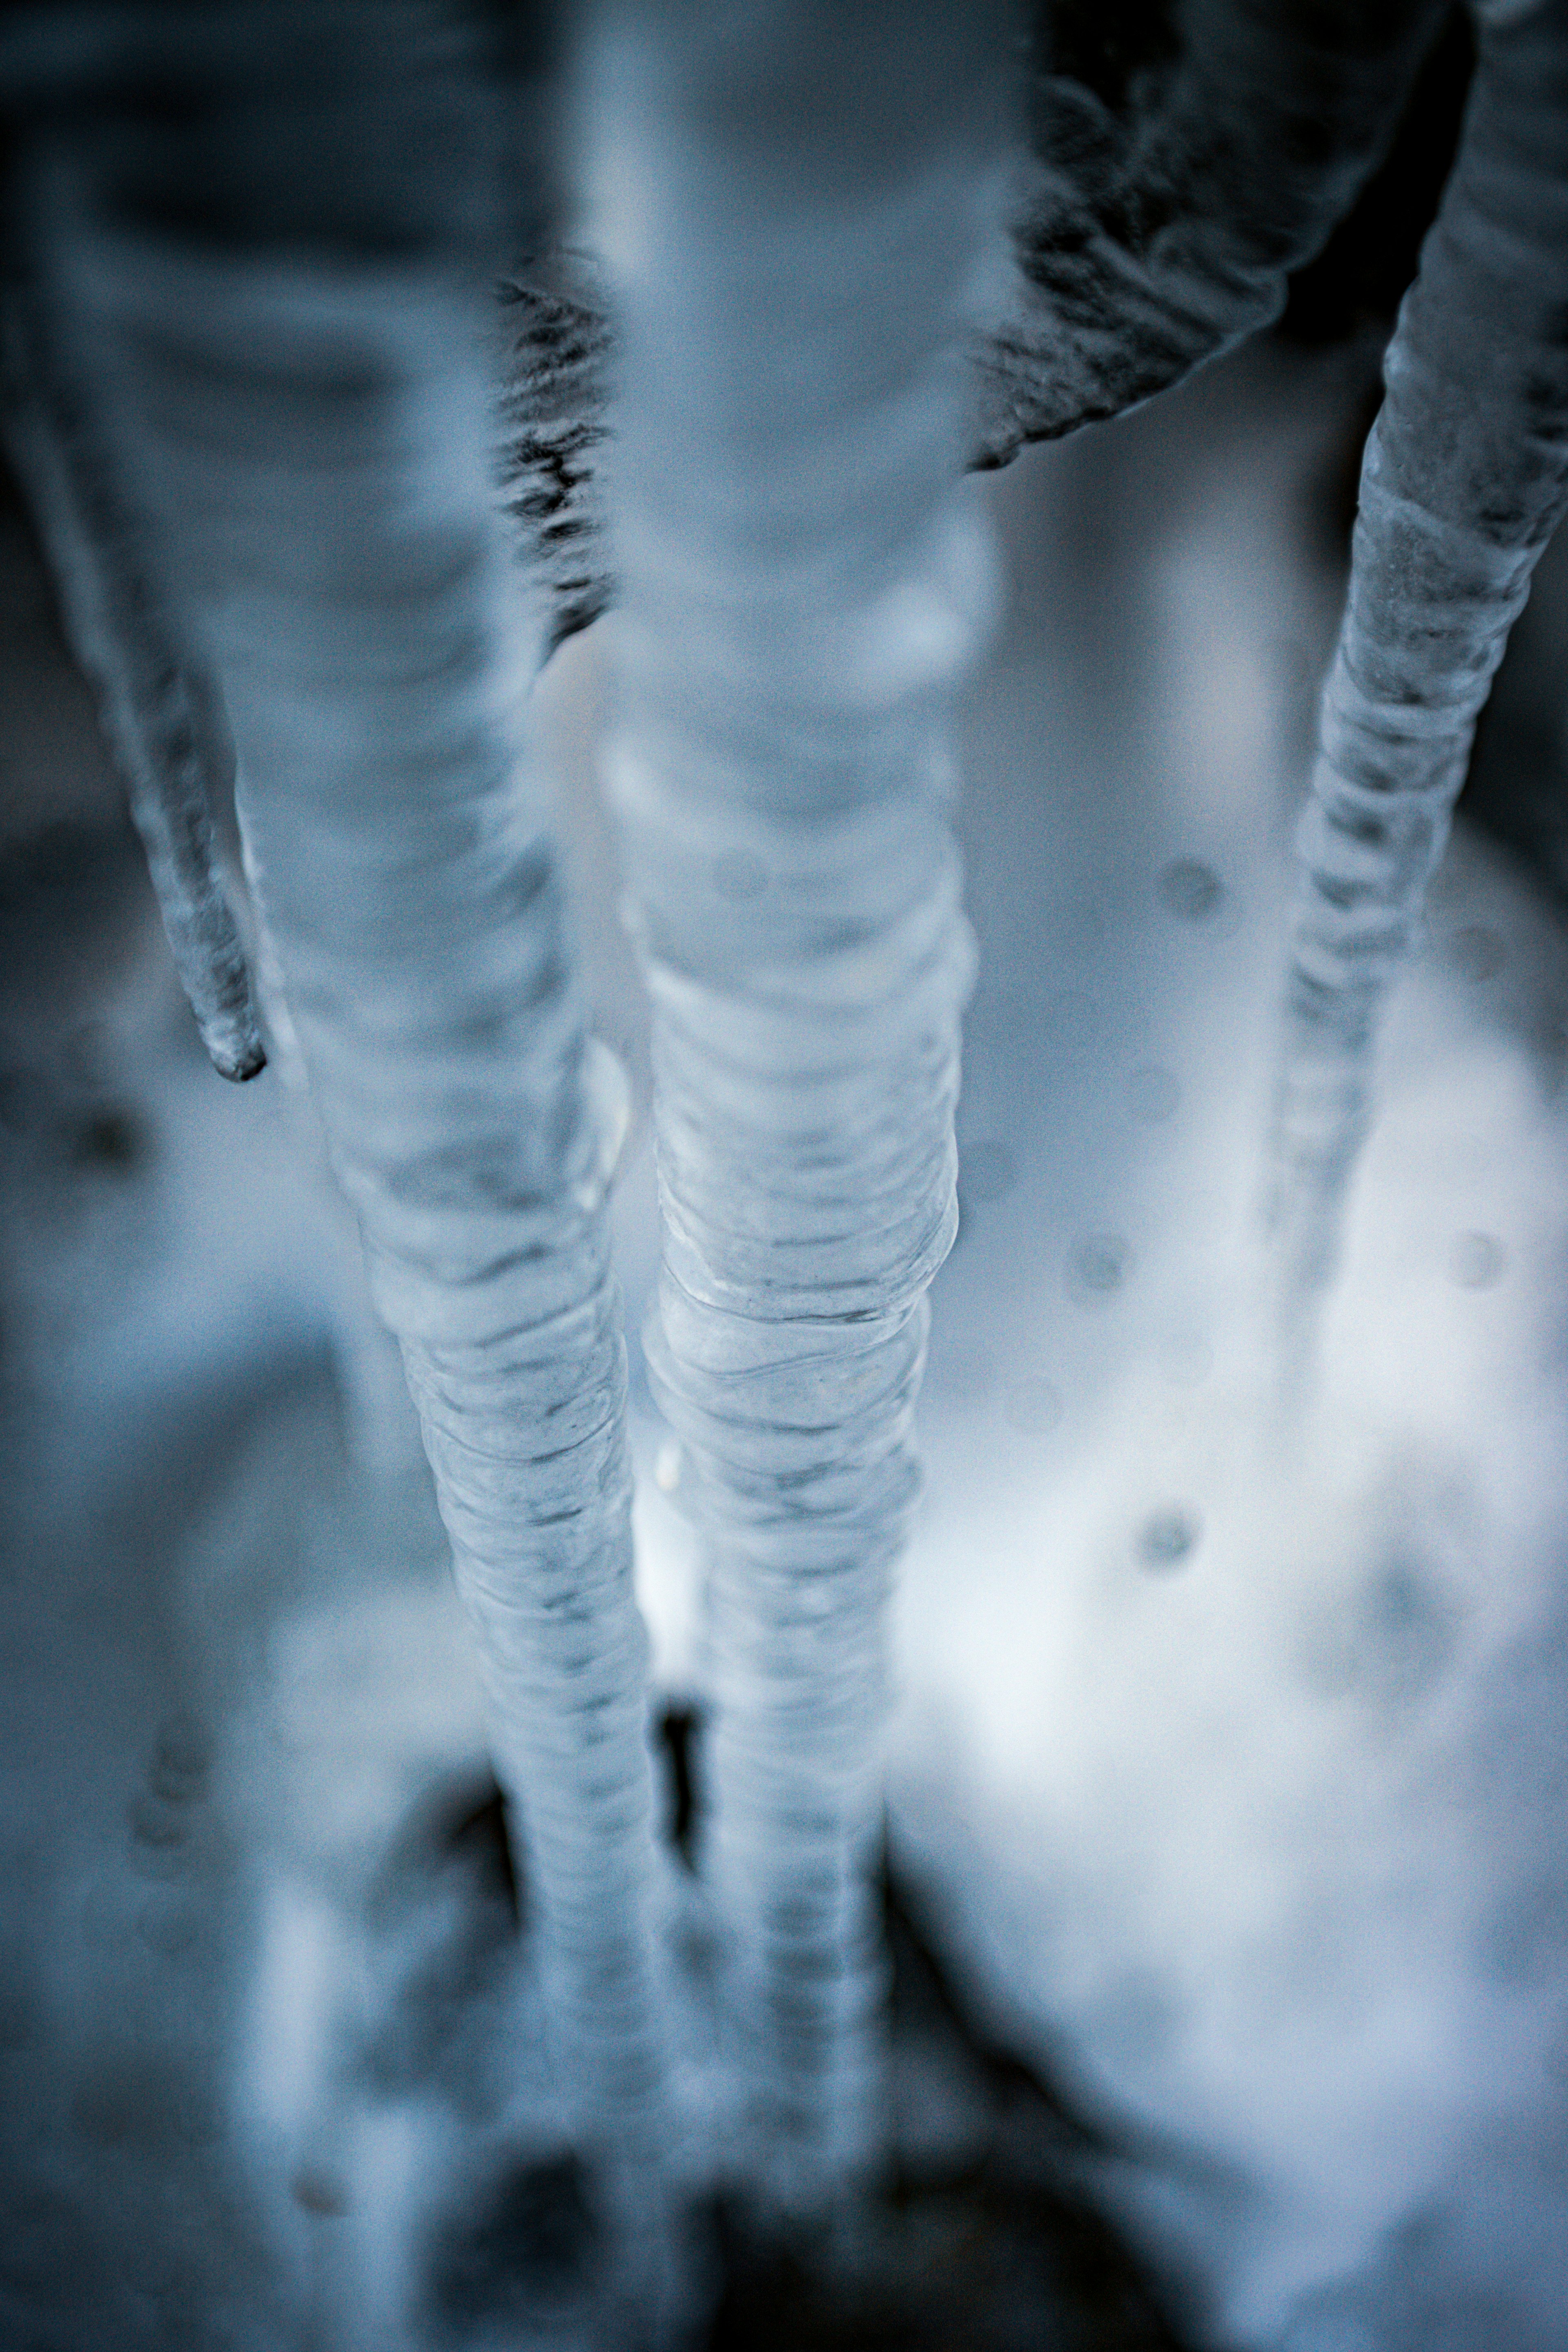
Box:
[974,0,1450,463]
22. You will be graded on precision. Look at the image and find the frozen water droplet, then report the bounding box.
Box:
[1137,1507,1201,1570]
[69,1104,147,1172]
[1067,1230,1130,1302]
[1450,1230,1505,1289]
[961,1138,1016,1201]
[1003,1375,1061,1436]
[1128,1064,1180,1122]
[1157,858,1223,923]
[150,1713,213,1802]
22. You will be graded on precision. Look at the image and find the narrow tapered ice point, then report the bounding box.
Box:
[1,286,265,1081]
[591,0,1007,2204]
[45,188,678,2337]
[1267,0,1568,1374]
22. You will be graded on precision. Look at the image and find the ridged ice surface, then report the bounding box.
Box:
[975,0,1448,465]
[1270,0,1568,1343]
[493,0,1446,590]
[54,227,671,2198]
[592,1,1003,2195]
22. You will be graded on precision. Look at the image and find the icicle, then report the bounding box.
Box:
[592,0,1004,2203]
[0,287,265,1082]
[1268,0,1568,1366]
[46,194,679,2322]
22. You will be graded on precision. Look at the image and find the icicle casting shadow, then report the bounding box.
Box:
[2,0,1566,2340]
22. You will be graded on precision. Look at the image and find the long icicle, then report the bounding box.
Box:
[1268,0,1568,1375]
[593,0,1005,2206]
[0,286,265,1080]
[47,160,682,2336]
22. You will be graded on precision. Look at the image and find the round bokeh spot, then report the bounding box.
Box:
[1137,1506,1201,1570]
[1157,858,1223,923]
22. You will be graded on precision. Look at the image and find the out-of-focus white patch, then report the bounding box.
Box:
[887,347,1568,2343]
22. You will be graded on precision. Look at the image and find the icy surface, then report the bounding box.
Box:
[50,208,675,2257]
[496,0,1448,640]
[499,253,617,661]
[974,0,1448,465]
[1270,0,1568,1345]
[4,7,1568,2346]
[592,0,1004,2196]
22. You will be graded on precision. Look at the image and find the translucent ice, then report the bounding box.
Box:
[1,287,265,1080]
[976,0,1449,464]
[37,47,675,2266]
[591,0,1005,2199]
[1270,0,1568,1349]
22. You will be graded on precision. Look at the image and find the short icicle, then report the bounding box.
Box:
[50,183,682,2338]
[1267,0,1568,1382]
[0,287,265,1081]
[593,0,1006,2206]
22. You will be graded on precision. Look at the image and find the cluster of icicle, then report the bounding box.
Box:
[6,0,1568,2334]
[15,10,677,2329]
[1268,0,1568,1363]
[1,0,1003,2311]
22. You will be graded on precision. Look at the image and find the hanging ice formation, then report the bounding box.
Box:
[1268,0,1568,1342]
[5,0,1563,2298]
[0,287,265,1080]
[498,249,616,662]
[22,14,679,2299]
[592,0,1006,2198]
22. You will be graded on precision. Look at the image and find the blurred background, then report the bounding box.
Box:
[4,10,1568,2345]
